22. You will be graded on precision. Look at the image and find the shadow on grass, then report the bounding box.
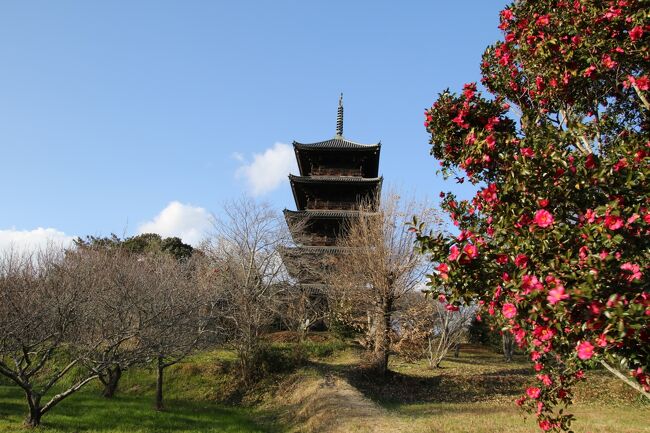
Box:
[0,387,281,433]
[308,355,529,406]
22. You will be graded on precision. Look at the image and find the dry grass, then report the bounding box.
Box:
[272,344,649,433]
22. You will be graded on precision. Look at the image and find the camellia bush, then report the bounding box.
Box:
[413,1,649,431]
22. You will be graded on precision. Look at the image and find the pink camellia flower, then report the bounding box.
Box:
[526,386,541,399]
[521,274,543,293]
[577,341,595,360]
[539,420,552,431]
[502,303,517,319]
[514,254,528,269]
[448,245,460,261]
[534,209,554,228]
[620,262,642,282]
[605,215,624,230]
[520,147,535,157]
[463,243,479,259]
[547,285,569,304]
[537,374,553,386]
[445,304,459,312]
[602,54,618,69]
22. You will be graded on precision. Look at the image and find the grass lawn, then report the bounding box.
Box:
[0,340,647,433]
[0,387,276,433]
[0,349,281,433]
[330,344,650,433]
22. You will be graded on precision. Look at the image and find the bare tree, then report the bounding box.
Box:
[0,247,132,427]
[82,248,150,399]
[203,198,290,382]
[325,193,440,375]
[278,283,326,341]
[394,296,474,368]
[425,301,474,368]
[138,254,209,410]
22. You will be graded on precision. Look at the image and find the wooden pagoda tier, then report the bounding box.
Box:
[283,209,379,246]
[278,245,348,285]
[293,138,380,178]
[281,95,381,286]
[289,174,382,211]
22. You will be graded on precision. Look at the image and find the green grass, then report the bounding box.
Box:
[1,340,647,433]
[0,349,282,433]
[0,387,276,433]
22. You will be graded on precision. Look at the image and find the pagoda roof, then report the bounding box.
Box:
[289,175,383,211]
[293,137,380,151]
[283,209,376,219]
[289,174,382,184]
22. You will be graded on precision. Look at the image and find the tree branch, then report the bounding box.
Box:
[600,360,650,400]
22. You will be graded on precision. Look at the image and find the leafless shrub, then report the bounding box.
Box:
[202,198,290,382]
[324,193,441,375]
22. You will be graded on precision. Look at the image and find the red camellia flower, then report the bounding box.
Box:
[463,243,479,259]
[534,209,554,228]
[636,76,649,91]
[629,26,644,41]
[577,341,595,360]
[526,386,541,399]
[502,303,517,319]
[448,245,460,261]
[535,14,550,27]
[604,215,623,230]
[514,254,529,268]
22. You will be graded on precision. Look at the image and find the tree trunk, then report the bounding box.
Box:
[454,343,461,358]
[371,298,392,376]
[502,333,514,362]
[155,356,164,411]
[25,393,42,427]
[101,365,122,398]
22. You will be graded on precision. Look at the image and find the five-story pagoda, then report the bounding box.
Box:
[281,95,382,289]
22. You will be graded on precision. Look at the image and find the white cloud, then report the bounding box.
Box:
[0,227,75,255]
[235,142,297,196]
[138,201,212,246]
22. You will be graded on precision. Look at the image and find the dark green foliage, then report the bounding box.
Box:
[75,233,194,261]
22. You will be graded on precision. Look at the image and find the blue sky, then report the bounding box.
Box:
[0,0,508,249]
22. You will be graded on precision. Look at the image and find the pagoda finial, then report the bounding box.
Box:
[336,93,343,137]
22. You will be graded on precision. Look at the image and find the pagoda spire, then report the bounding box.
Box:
[336,93,343,137]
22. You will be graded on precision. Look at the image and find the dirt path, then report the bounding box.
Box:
[272,370,407,433]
